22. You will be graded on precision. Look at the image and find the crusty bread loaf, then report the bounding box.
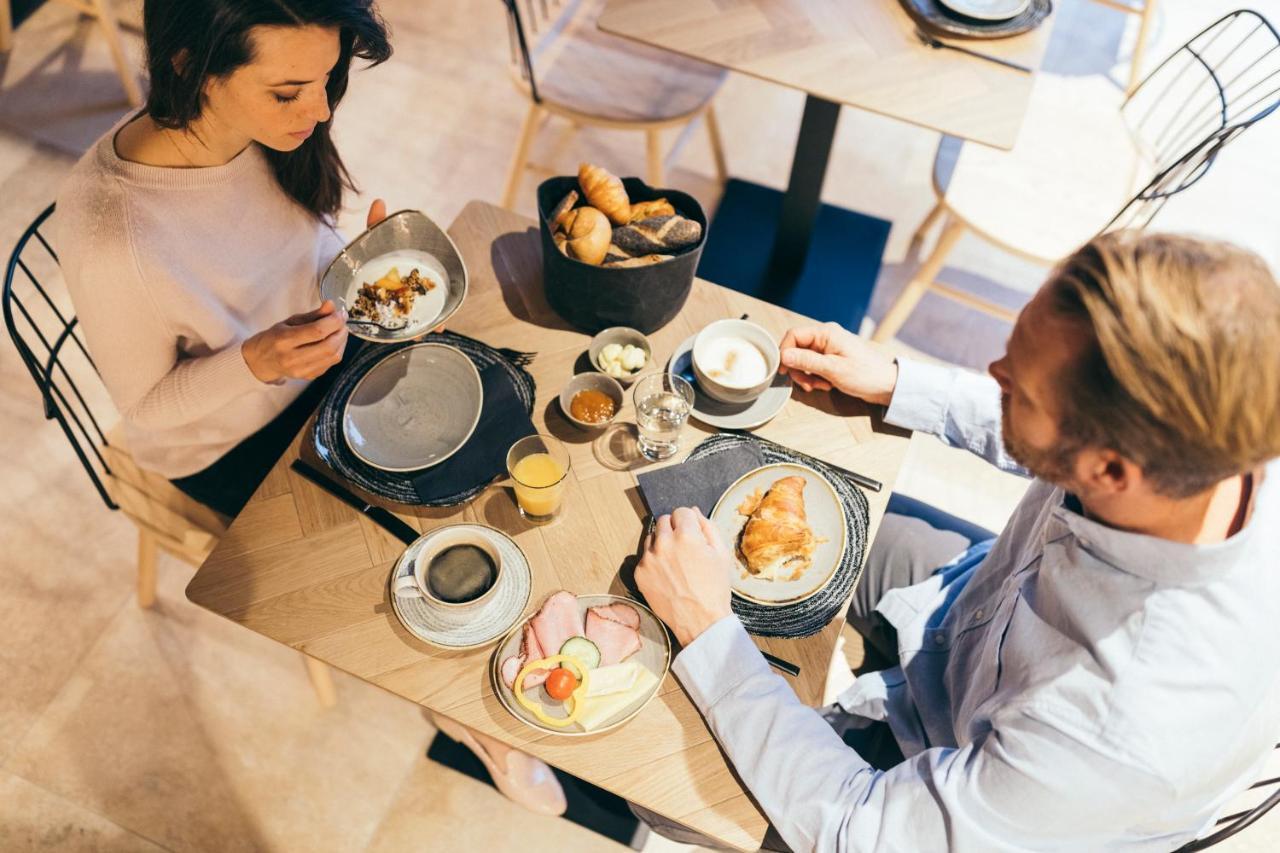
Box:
[548,189,579,231]
[628,198,675,222]
[611,215,702,256]
[603,253,673,268]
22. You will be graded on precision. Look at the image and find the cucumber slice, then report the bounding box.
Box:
[559,636,601,670]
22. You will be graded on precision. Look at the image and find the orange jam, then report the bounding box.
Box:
[570,389,617,424]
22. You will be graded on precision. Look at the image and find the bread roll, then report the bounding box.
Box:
[559,206,612,266]
[611,215,702,256]
[578,163,631,226]
[628,198,676,222]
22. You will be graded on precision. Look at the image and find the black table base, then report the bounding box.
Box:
[697,95,891,331]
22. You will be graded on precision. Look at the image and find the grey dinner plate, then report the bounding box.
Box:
[667,333,791,430]
[342,343,483,472]
[320,209,468,343]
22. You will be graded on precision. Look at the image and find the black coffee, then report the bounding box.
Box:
[426,544,497,604]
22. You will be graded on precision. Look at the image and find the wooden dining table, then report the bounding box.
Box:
[186,200,911,851]
[598,0,1054,329]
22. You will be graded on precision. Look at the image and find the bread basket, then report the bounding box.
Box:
[537,176,707,335]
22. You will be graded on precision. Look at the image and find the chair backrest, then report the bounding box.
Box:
[2,203,118,511]
[1108,9,1280,230]
[1176,743,1280,851]
[501,0,584,102]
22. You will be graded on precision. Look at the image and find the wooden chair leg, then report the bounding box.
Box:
[704,103,728,185]
[872,218,967,343]
[88,0,144,107]
[645,128,664,188]
[137,528,158,609]
[1126,0,1158,95]
[0,0,13,53]
[501,103,544,211]
[303,655,337,707]
[909,200,946,250]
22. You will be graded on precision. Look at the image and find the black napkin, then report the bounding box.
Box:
[636,443,765,519]
[411,364,536,503]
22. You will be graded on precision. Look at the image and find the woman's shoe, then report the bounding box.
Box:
[432,713,568,817]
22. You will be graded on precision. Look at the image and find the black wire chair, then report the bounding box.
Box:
[2,202,118,510]
[1176,743,1280,851]
[1108,9,1280,230]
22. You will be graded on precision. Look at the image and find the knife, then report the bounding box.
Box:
[291,459,420,545]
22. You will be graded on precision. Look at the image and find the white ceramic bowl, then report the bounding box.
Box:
[691,319,781,405]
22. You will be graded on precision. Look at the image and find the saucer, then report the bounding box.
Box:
[389,524,531,649]
[667,334,791,430]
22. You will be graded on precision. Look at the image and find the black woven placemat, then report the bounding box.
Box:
[686,434,871,638]
[311,331,536,506]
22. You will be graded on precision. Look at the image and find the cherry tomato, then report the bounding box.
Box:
[544,667,578,701]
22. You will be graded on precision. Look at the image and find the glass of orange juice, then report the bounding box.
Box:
[506,434,571,524]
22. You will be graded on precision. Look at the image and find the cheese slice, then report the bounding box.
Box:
[578,667,660,732]
[585,662,641,698]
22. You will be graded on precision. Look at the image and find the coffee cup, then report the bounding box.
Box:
[393,526,503,607]
[692,319,781,405]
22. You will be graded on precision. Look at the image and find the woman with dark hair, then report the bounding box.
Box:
[56,0,568,819]
[56,0,391,519]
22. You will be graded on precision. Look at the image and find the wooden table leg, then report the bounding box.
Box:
[0,0,14,53]
[88,0,144,107]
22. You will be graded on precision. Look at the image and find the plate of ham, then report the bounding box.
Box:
[491,591,671,736]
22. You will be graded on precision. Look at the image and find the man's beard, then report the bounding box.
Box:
[1000,394,1082,488]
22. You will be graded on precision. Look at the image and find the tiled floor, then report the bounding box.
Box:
[0,0,1277,850]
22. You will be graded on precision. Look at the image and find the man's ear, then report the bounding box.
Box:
[1076,447,1137,495]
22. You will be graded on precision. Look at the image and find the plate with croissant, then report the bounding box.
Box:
[711,463,848,607]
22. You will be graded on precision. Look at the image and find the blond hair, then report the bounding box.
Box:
[1047,232,1280,497]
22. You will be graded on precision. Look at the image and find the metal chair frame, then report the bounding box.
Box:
[3,202,338,706]
[1175,743,1280,851]
[2,202,119,510]
[873,8,1280,342]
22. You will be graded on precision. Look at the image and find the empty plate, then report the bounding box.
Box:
[937,0,1031,21]
[343,343,483,472]
[711,463,848,607]
[667,333,791,431]
[320,209,468,343]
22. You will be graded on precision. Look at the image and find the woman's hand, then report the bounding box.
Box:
[635,507,734,648]
[242,300,348,383]
[778,322,899,405]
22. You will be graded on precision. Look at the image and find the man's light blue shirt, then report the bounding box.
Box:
[674,359,1280,852]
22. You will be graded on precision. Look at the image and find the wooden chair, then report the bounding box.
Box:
[0,0,144,107]
[1089,0,1159,95]
[499,0,728,210]
[2,204,336,707]
[872,9,1280,344]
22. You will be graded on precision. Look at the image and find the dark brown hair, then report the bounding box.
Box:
[1048,232,1280,497]
[142,0,391,218]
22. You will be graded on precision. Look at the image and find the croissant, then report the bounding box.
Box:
[628,198,675,222]
[611,215,702,256]
[736,476,818,581]
[578,163,632,226]
[559,206,611,266]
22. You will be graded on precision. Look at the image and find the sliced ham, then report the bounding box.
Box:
[589,602,640,630]
[585,608,642,665]
[531,590,584,659]
[501,622,552,690]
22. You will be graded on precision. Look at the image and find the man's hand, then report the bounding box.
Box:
[778,322,899,405]
[635,507,734,648]
[242,300,348,383]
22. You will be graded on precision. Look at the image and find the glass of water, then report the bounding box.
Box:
[633,373,695,461]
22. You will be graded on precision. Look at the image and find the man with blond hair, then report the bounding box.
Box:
[634,232,1280,851]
